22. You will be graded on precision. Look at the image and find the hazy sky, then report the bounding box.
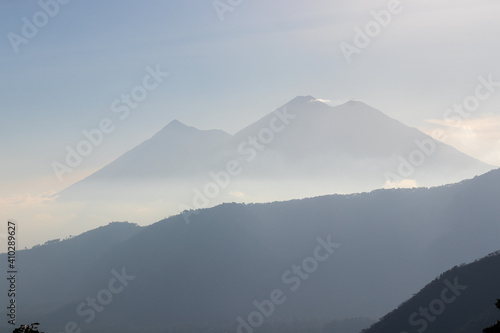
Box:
[1,0,500,246]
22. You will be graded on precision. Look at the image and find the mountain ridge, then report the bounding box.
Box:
[5,167,500,333]
[363,249,500,333]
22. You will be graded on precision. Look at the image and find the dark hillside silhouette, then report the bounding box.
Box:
[483,299,500,333]
[363,251,500,333]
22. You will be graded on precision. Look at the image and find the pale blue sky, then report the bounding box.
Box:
[1,0,500,199]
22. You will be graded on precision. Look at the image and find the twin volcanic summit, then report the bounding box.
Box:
[58,96,492,214]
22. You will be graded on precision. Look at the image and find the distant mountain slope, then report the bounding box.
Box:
[58,96,494,204]
[0,222,142,320]
[3,169,499,333]
[59,120,231,199]
[86,119,231,180]
[226,96,492,186]
[363,250,500,333]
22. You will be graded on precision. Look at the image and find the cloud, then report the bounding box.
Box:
[423,113,500,166]
[312,98,357,107]
[384,179,418,189]
[35,213,54,220]
[0,191,58,207]
[229,191,246,198]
